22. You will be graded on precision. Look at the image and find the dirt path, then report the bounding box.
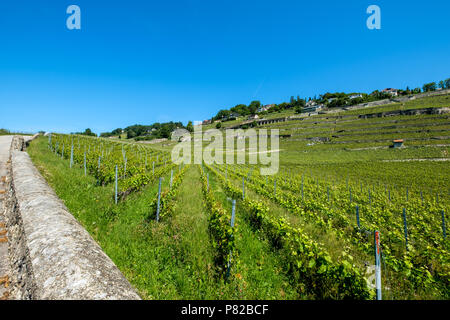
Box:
[0,135,13,300]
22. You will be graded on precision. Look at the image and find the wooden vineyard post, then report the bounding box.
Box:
[61,144,64,159]
[152,161,155,175]
[274,179,277,196]
[170,169,173,189]
[242,177,245,200]
[207,173,209,192]
[84,151,87,176]
[98,156,101,170]
[374,230,382,300]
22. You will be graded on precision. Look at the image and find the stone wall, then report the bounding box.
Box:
[4,136,140,300]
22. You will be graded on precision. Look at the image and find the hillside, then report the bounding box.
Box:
[19,90,449,300]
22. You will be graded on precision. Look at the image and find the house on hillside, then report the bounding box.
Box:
[202,119,212,125]
[303,104,323,113]
[349,94,363,99]
[257,104,274,113]
[391,139,404,148]
[381,88,399,97]
[306,100,317,107]
[248,114,259,120]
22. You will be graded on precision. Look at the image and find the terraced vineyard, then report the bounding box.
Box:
[26,93,449,299]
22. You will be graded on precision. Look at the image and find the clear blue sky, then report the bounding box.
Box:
[1,0,449,134]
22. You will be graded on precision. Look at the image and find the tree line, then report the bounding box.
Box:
[210,77,450,121]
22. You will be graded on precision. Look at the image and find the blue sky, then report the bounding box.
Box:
[1,0,449,134]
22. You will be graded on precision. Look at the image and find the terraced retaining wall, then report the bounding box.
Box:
[4,136,140,300]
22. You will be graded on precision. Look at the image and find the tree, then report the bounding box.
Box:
[438,80,445,89]
[82,128,96,136]
[127,130,136,139]
[215,122,222,129]
[248,100,261,115]
[295,105,303,114]
[423,82,437,92]
[445,78,450,89]
[230,104,248,116]
[186,121,194,133]
[295,97,305,108]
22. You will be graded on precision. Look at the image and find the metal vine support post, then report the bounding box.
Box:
[301,175,304,199]
[156,177,163,222]
[403,208,408,251]
[356,205,360,230]
[442,210,447,239]
[225,198,236,280]
[124,156,127,179]
[84,151,87,176]
[115,165,118,204]
[374,230,382,300]
[70,144,74,168]
[207,173,209,192]
[170,169,173,189]
[242,177,245,200]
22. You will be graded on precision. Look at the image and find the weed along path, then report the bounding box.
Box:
[0,136,13,300]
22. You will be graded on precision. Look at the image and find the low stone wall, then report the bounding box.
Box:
[5,136,140,300]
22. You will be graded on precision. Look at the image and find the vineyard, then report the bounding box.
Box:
[27,94,449,300]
